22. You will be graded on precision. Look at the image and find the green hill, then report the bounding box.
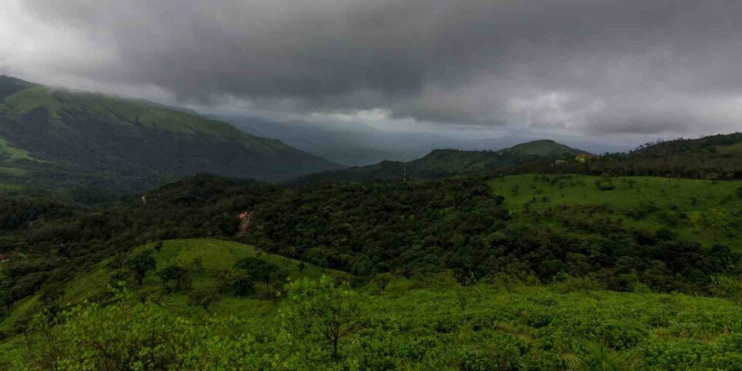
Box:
[294,140,590,183]
[0,76,341,202]
[490,174,742,251]
[0,238,347,334]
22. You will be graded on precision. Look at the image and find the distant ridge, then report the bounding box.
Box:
[292,140,590,184]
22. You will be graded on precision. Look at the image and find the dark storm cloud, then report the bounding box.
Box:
[7,0,742,135]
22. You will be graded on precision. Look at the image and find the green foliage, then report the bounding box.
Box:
[25,291,191,370]
[156,265,193,293]
[710,275,742,303]
[233,257,288,289]
[281,275,363,361]
[128,249,156,285]
[218,268,255,297]
[9,278,742,370]
[186,286,221,312]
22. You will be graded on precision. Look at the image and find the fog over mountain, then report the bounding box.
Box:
[2,0,742,143]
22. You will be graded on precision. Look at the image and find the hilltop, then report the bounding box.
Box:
[0,76,341,202]
[293,139,591,183]
[501,139,589,157]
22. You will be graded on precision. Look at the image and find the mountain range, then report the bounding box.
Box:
[217,114,632,166]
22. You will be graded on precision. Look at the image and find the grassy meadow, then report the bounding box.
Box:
[490,174,742,251]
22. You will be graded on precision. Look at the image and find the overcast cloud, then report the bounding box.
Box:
[1,0,741,137]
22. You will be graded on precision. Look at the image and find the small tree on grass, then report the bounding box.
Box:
[281,275,363,362]
[218,269,254,297]
[127,250,156,285]
[187,287,221,313]
[156,265,193,293]
[234,257,288,289]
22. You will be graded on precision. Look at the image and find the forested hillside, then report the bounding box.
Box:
[537,133,742,180]
[0,76,341,203]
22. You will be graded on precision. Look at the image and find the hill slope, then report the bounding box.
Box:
[294,140,590,183]
[0,76,341,201]
[0,238,348,335]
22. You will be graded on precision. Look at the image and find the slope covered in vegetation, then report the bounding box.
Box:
[490,174,742,251]
[0,76,340,202]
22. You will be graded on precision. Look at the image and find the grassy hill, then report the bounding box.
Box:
[294,140,590,184]
[0,76,341,202]
[490,174,742,251]
[0,238,348,334]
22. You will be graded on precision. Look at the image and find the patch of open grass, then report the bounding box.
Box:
[489,174,742,250]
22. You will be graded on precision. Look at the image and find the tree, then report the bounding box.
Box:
[127,250,156,285]
[218,269,254,297]
[281,275,363,362]
[156,265,193,293]
[233,257,287,289]
[187,287,221,312]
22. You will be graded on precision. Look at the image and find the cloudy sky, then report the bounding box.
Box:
[1,0,741,141]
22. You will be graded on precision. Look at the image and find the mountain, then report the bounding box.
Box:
[0,76,341,202]
[293,139,591,183]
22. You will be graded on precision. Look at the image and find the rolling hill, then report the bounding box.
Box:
[293,139,590,183]
[0,76,341,202]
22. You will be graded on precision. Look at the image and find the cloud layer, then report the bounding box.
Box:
[2,0,742,136]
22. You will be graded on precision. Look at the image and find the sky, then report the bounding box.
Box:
[1,0,741,144]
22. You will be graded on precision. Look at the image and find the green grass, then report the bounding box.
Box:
[0,167,28,176]
[0,136,31,161]
[2,87,250,139]
[62,239,347,315]
[489,174,742,250]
